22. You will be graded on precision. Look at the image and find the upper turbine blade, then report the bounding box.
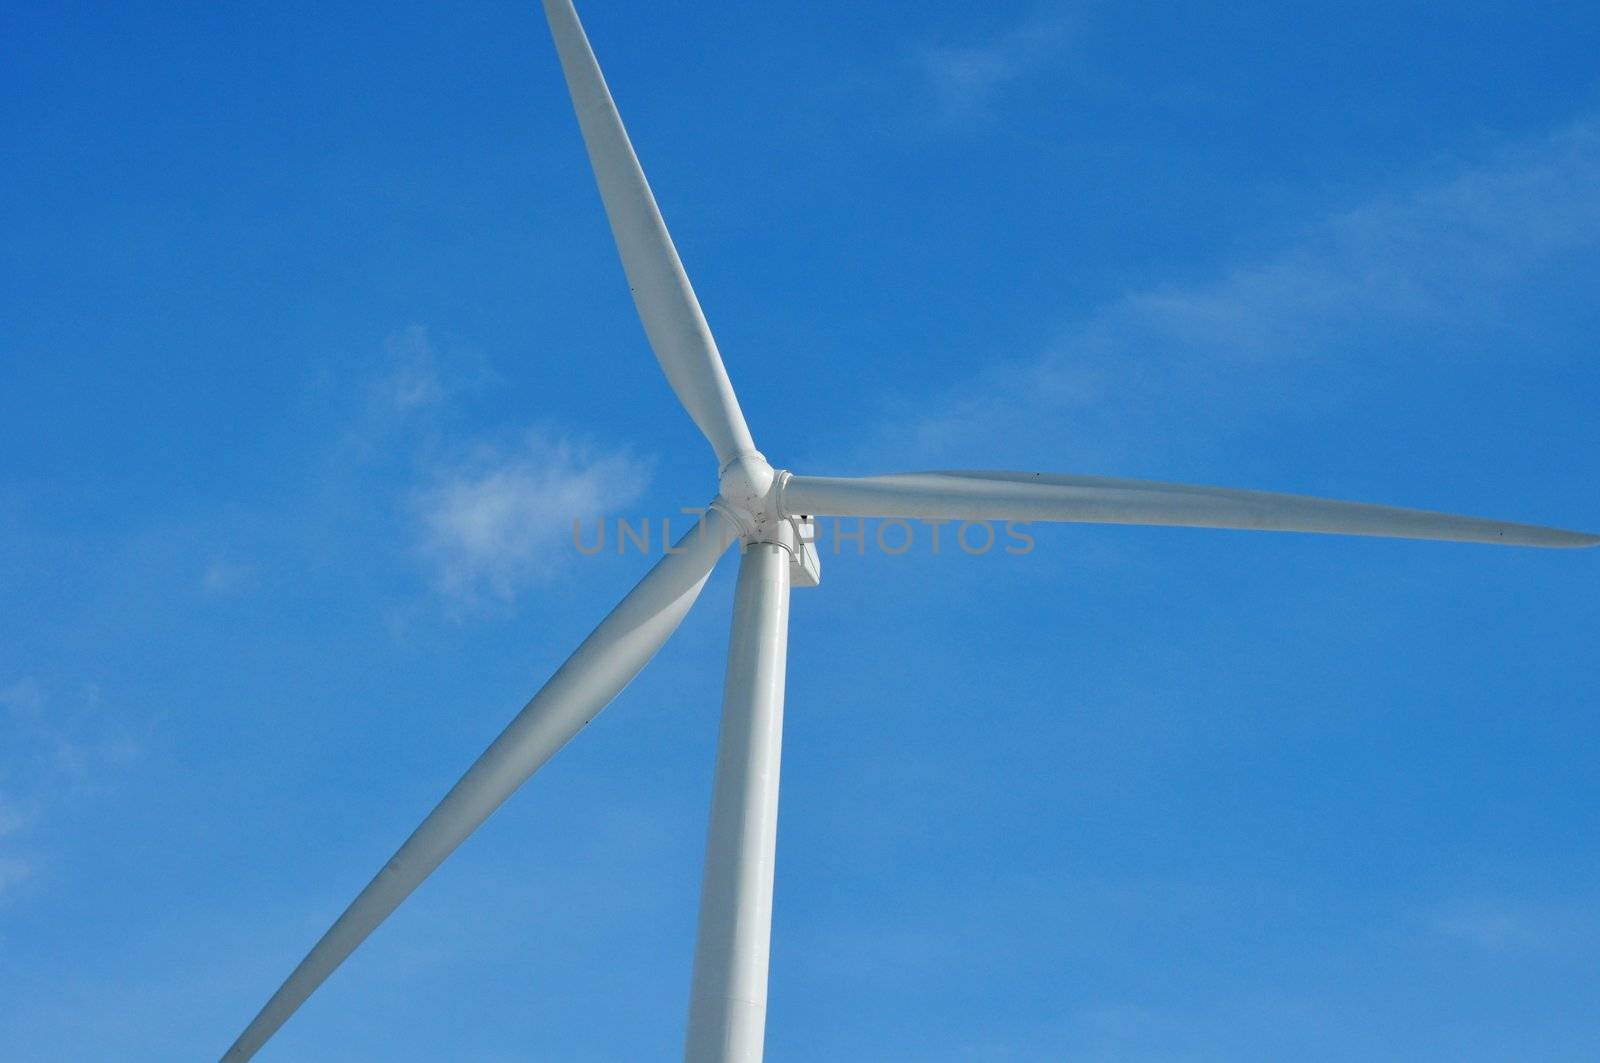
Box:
[221,508,740,1062]
[541,0,757,467]
[781,471,1600,548]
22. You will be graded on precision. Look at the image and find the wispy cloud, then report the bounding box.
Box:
[378,324,450,415]
[413,432,651,605]
[1429,895,1600,955]
[0,856,33,900]
[329,324,497,465]
[915,15,1069,125]
[0,679,141,792]
[888,117,1600,467]
[199,555,259,596]
[0,796,30,839]
[302,325,652,614]
[0,678,143,902]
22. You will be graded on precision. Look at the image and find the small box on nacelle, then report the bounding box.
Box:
[788,515,821,588]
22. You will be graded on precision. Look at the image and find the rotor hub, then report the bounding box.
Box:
[717,452,780,539]
[715,454,820,586]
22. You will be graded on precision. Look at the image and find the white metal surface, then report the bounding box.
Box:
[542,0,757,467]
[220,509,737,1062]
[780,470,1600,548]
[685,543,792,1063]
[786,516,822,588]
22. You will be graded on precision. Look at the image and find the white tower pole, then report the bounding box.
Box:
[685,541,792,1063]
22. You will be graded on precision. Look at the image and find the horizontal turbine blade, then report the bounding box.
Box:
[781,471,1600,548]
[221,508,739,1062]
[542,0,757,467]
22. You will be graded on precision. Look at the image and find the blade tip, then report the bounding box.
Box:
[1524,528,1600,548]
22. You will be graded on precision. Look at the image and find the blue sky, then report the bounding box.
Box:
[4,2,1599,1059]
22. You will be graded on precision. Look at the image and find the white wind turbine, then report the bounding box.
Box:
[222,3,1598,1060]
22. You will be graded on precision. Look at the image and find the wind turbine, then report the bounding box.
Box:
[221,2,1598,1060]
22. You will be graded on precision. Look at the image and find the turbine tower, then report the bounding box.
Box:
[221,2,1597,1059]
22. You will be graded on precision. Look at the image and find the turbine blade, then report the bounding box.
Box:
[541,0,757,467]
[781,471,1600,548]
[221,508,740,1062]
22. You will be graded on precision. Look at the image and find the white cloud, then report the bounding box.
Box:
[334,325,497,464]
[380,324,448,414]
[0,856,33,899]
[1,679,142,792]
[0,679,143,903]
[1,676,46,718]
[916,15,1069,124]
[1430,896,1600,955]
[414,433,651,604]
[0,798,30,839]
[1108,118,1600,354]
[890,117,1600,467]
[200,556,260,596]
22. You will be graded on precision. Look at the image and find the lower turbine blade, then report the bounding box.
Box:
[780,471,1599,548]
[221,507,739,1061]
